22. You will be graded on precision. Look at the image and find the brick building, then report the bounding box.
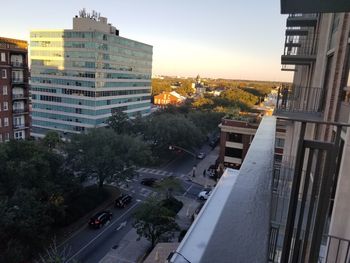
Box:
[219,113,285,169]
[153,91,185,107]
[0,37,30,142]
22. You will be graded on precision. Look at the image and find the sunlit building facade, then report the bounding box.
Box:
[30,11,152,137]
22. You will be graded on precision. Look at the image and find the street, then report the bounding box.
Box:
[61,146,214,263]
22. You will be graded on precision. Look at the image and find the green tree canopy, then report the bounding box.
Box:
[0,140,79,262]
[106,110,132,134]
[42,131,61,149]
[145,113,204,153]
[133,198,179,247]
[66,128,151,187]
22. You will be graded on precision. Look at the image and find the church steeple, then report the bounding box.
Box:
[196,74,201,84]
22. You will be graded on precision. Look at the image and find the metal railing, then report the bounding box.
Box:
[13,108,26,114]
[319,235,350,263]
[275,119,350,263]
[288,14,318,18]
[283,31,317,57]
[12,77,24,83]
[12,93,26,100]
[275,85,324,114]
[11,61,24,67]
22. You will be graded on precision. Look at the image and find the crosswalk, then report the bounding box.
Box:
[111,167,190,199]
[137,167,187,178]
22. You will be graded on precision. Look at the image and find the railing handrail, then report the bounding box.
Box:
[11,61,24,66]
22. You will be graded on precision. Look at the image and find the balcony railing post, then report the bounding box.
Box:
[308,125,343,263]
[281,121,307,263]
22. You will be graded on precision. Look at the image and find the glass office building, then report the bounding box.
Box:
[30,12,152,137]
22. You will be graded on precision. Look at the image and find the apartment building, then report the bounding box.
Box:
[219,113,285,169]
[218,115,260,168]
[170,3,350,263]
[30,10,152,138]
[0,37,30,142]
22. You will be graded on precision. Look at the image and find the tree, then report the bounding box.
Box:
[156,177,183,199]
[42,131,61,149]
[145,113,204,154]
[219,88,259,107]
[192,97,214,109]
[106,110,132,134]
[187,111,224,136]
[38,238,74,263]
[176,82,194,97]
[133,198,179,247]
[66,128,151,187]
[0,140,79,262]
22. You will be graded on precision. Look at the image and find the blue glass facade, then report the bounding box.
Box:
[30,20,152,136]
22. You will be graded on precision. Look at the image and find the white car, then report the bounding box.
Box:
[198,190,212,200]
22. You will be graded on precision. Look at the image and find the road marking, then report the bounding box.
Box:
[115,221,127,231]
[183,184,193,196]
[66,202,140,262]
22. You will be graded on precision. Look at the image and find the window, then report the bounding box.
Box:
[3,85,7,95]
[276,138,285,148]
[228,133,243,143]
[1,69,7,79]
[329,13,341,50]
[5,133,10,142]
[14,116,22,126]
[0,53,6,62]
[0,118,2,127]
[275,154,283,163]
[225,147,243,159]
[4,117,9,127]
[3,102,8,111]
[14,131,23,140]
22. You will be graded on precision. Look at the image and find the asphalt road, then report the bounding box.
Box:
[61,150,209,263]
[162,144,215,174]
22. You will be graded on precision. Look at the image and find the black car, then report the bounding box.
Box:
[115,194,132,208]
[140,177,158,187]
[88,211,112,228]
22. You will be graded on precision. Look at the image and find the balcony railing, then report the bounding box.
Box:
[13,124,27,130]
[281,14,318,68]
[11,61,24,67]
[12,77,24,83]
[286,14,318,27]
[319,235,350,263]
[275,85,324,119]
[13,108,26,114]
[269,119,350,263]
[12,93,26,100]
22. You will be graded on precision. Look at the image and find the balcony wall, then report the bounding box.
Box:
[172,116,276,263]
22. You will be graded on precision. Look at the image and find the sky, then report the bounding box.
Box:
[1,0,293,82]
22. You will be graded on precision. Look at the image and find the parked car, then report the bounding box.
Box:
[140,177,158,187]
[88,211,112,228]
[198,189,212,200]
[197,152,206,159]
[115,194,132,208]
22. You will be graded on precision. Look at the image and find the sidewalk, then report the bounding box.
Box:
[99,228,151,263]
[187,146,219,188]
[175,195,200,230]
